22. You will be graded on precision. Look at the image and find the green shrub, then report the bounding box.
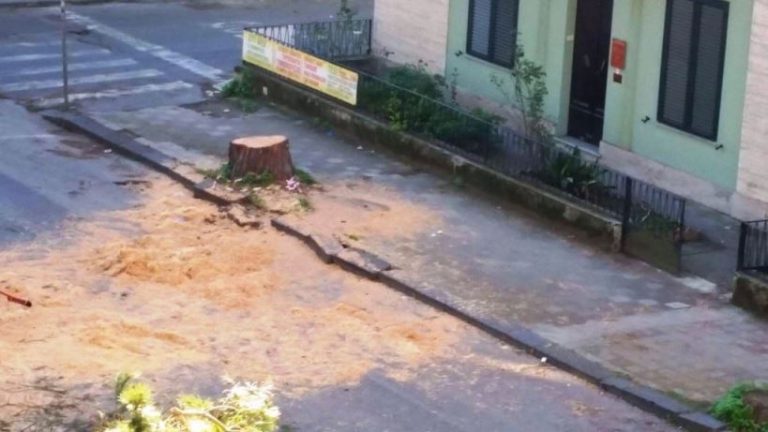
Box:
[100,373,280,432]
[385,65,443,100]
[538,147,604,199]
[356,63,503,158]
[711,384,768,432]
[222,69,258,99]
[427,108,500,156]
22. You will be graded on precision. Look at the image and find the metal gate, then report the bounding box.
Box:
[621,177,687,274]
[738,219,768,273]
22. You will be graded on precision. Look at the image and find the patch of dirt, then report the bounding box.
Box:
[0,174,462,429]
[298,181,441,242]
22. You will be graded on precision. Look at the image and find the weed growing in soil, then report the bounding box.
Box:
[198,163,232,183]
[249,193,266,210]
[294,169,317,186]
[200,163,277,189]
[298,196,313,212]
[98,373,280,432]
[711,383,768,432]
[238,171,276,188]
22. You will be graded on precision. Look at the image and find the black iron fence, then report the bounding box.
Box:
[241,24,688,267]
[248,19,372,61]
[738,219,768,273]
[353,70,685,226]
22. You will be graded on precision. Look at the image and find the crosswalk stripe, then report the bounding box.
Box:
[0,49,111,64]
[0,69,164,93]
[68,12,224,81]
[3,59,138,77]
[35,81,195,107]
[2,40,60,49]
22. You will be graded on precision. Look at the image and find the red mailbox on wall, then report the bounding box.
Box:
[611,38,627,83]
[611,39,627,69]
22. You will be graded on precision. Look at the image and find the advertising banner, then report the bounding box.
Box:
[242,30,358,105]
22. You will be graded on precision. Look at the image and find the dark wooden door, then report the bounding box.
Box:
[568,0,614,145]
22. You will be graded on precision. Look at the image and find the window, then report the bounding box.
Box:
[658,0,729,141]
[467,0,520,68]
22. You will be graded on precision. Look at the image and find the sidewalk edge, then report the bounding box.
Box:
[42,109,240,207]
[271,215,727,432]
[40,108,726,432]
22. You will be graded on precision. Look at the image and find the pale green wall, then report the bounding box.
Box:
[446,0,576,133]
[604,0,751,190]
[446,0,752,190]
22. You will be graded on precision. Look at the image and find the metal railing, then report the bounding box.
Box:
[248,18,372,61]
[243,23,687,237]
[738,219,768,273]
[354,69,685,225]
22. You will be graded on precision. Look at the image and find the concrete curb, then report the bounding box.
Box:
[42,108,725,432]
[271,215,727,432]
[42,109,245,207]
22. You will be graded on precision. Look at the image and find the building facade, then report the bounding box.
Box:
[371,0,450,73]
[372,0,768,219]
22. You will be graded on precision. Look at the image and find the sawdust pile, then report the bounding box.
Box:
[299,181,441,242]
[0,174,462,428]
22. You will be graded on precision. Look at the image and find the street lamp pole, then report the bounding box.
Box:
[60,0,69,109]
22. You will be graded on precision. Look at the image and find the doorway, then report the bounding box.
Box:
[567,0,614,145]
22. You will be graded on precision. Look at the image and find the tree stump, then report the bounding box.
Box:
[228,135,295,181]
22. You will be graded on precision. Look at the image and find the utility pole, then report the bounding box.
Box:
[60,0,70,109]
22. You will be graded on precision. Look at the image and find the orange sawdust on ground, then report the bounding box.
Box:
[0,174,462,428]
[293,180,441,244]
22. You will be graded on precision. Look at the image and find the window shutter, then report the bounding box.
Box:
[690,3,728,138]
[660,0,694,127]
[493,0,518,66]
[658,0,728,141]
[469,0,492,57]
[467,0,519,68]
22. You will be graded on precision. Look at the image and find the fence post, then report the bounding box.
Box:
[737,222,748,271]
[366,19,373,56]
[482,124,493,164]
[620,177,633,252]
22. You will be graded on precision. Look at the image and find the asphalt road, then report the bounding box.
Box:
[0,0,372,111]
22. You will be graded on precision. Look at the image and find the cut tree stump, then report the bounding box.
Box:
[229,135,295,181]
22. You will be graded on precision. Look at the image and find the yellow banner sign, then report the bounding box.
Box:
[242,30,358,105]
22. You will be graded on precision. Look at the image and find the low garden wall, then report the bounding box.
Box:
[733,272,768,317]
[242,65,623,250]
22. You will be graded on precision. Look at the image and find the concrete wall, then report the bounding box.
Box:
[372,0,449,73]
[737,0,768,217]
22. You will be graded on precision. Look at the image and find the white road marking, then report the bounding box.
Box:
[68,12,224,81]
[35,80,195,107]
[0,69,164,92]
[0,49,110,64]
[3,58,138,77]
[1,40,59,49]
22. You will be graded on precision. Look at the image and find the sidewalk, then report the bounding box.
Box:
[88,99,768,407]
